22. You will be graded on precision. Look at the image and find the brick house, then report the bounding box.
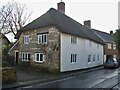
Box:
[9,2,104,73]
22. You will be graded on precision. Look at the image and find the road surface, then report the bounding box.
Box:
[21,68,119,89]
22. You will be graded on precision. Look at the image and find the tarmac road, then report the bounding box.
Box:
[21,68,119,89]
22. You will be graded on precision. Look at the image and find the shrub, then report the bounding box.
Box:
[2,61,11,67]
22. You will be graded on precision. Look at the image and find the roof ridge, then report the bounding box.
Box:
[93,29,111,35]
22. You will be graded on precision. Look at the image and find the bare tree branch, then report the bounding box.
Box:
[0,1,32,37]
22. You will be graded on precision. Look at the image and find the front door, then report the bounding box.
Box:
[15,51,19,64]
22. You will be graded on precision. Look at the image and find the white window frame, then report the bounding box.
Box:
[88,55,91,63]
[22,52,30,61]
[113,44,116,50]
[97,43,99,49]
[24,35,30,44]
[71,35,77,44]
[113,55,117,59]
[35,53,44,63]
[38,34,47,44]
[89,40,92,47]
[71,54,77,63]
[108,43,112,49]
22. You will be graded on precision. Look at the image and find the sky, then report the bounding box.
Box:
[0,0,119,42]
[119,1,120,28]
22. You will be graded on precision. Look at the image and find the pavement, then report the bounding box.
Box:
[2,65,104,89]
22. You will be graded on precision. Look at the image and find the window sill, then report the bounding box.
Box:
[71,43,77,45]
[34,61,44,63]
[22,60,30,62]
[71,62,77,64]
[88,62,91,64]
[38,43,47,45]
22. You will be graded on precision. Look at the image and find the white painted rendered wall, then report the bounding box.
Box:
[60,33,104,72]
[84,40,104,68]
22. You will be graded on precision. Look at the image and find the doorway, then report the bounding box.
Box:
[15,51,19,64]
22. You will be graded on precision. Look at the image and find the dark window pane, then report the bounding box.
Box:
[39,36,41,43]
[28,54,30,60]
[71,54,72,63]
[75,54,76,62]
[25,53,27,60]
[23,54,24,60]
[40,54,43,61]
[44,35,47,42]
[42,35,44,43]
[36,54,39,61]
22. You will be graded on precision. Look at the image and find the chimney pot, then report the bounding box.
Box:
[57,2,65,13]
[110,30,113,34]
[84,20,91,28]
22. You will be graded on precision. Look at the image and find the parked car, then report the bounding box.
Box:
[104,58,119,69]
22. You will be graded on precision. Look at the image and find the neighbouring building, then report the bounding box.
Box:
[0,33,10,63]
[0,33,10,48]
[9,2,104,73]
[84,20,120,62]
[83,20,120,62]
[93,30,120,62]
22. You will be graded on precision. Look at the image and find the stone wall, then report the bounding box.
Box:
[18,26,60,73]
[2,67,16,83]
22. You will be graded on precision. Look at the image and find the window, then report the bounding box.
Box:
[113,55,117,59]
[38,34,47,44]
[35,53,44,63]
[22,52,30,61]
[108,43,112,49]
[97,55,99,61]
[71,35,77,44]
[71,54,77,63]
[88,55,91,63]
[93,55,95,62]
[113,44,116,49]
[24,35,30,44]
[97,43,99,49]
[89,40,92,47]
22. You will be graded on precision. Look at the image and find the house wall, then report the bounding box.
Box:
[8,41,19,56]
[0,35,1,89]
[60,33,104,72]
[104,42,120,61]
[18,26,60,73]
[1,34,10,48]
[60,33,85,72]
[84,40,104,68]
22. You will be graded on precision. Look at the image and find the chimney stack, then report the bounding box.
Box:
[110,30,113,34]
[84,20,91,28]
[57,1,65,13]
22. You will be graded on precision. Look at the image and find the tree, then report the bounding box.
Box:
[0,1,31,36]
[114,29,120,53]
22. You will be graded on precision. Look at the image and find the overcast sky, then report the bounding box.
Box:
[0,0,119,41]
